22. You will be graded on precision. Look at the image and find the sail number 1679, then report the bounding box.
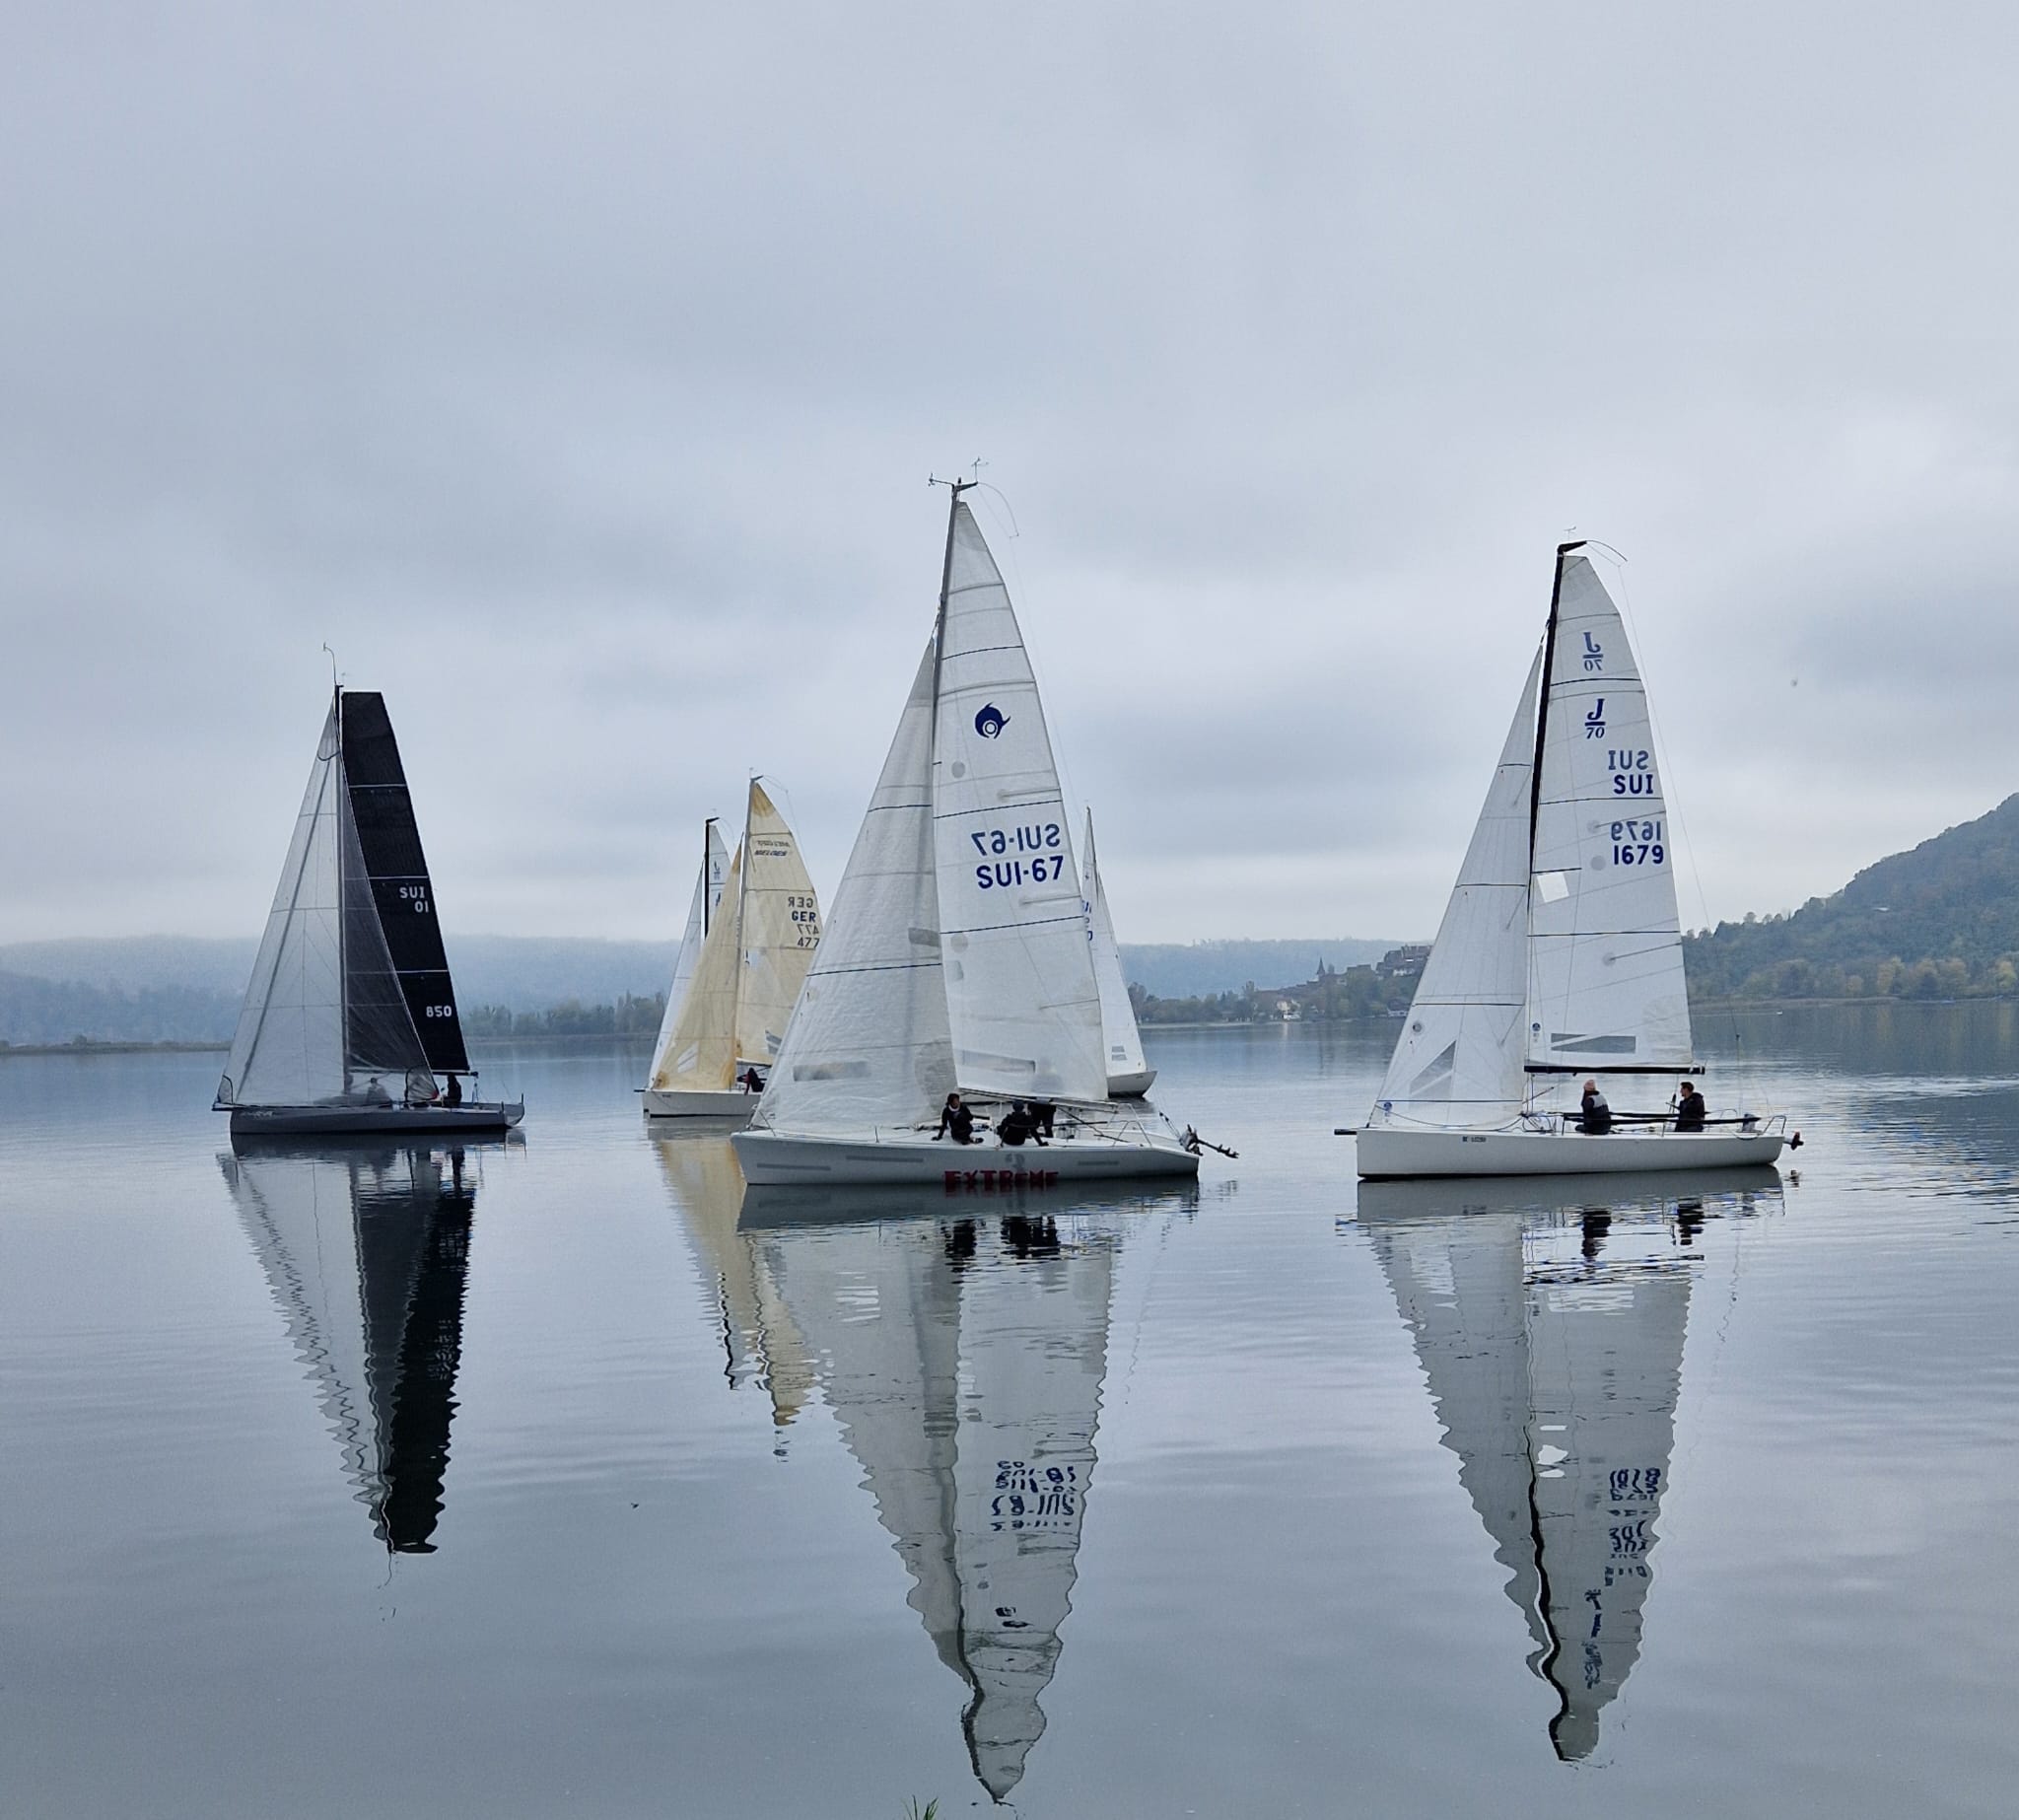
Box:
[1611,817,1664,866]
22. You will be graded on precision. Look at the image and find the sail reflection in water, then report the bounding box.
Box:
[717,1180,1155,1804]
[1358,1171,1780,1761]
[219,1143,482,1554]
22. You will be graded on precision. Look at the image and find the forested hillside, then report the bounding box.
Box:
[1685,794,2019,1000]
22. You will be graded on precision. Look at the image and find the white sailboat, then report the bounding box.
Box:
[1360,1173,1779,1759]
[733,484,1198,1186]
[745,1202,1127,1802]
[643,781,824,1120]
[215,687,522,1136]
[220,1143,481,1554]
[1082,809,1154,1096]
[1357,544,1787,1177]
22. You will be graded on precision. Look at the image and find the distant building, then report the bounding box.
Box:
[1377,945,1431,981]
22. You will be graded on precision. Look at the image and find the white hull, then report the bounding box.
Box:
[642,1087,763,1121]
[1107,1067,1156,1097]
[227,1099,523,1138]
[1356,1124,1782,1179]
[733,1125,1199,1187]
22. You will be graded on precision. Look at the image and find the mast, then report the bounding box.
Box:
[1527,541,1584,862]
[731,783,756,1059]
[334,682,350,1091]
[702,815,719,937]
[930,478,973,741]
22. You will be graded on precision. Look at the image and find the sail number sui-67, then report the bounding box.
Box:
[971,820,1068,890]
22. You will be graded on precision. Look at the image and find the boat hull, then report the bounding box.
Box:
[1356,1124,1782,1179]
[1106,1068,1157,1097]
[733,1127,1200,1187]
[227,1100,524,1137]
[641,1088,762,1121]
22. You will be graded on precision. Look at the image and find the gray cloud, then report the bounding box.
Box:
[5,3,2018,945]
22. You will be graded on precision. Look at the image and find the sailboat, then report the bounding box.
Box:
[643,781,823,1119]
[741,1198,1134,1803]
[733,484,1198,1186]
[1356,544,1787,1177]
[215,687,522,1136]
[1082,810,1154,1096]
[1359,1172,1778,1759]
[220,1142,482,1554]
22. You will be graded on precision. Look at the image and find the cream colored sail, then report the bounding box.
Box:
[732,781,823,1069]
[652,846,746,1091]
[647,821,730,1090]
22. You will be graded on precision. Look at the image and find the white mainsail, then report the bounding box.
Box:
[1362,1193,1696,1761]
[653,846,747,1091]
[647,822,731,1090]
[1375,646,1544,1127]
[1082,810,1151,1093]
[1527,553,1693,1072]
[754,1210,1120,1802]
[932,503,1106,1103]
[758,642,952,1136]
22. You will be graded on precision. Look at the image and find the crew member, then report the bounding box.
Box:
[1675,1080,1706,1131]
[935,1092,977,1145]
[1578,1080,1612,1135]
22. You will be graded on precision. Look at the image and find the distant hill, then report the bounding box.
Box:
[0,931,1407,1045]
[1116,939,1406,999]
[1685,793,2019,1000]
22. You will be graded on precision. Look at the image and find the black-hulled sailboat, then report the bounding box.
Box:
[215,688,522,1135]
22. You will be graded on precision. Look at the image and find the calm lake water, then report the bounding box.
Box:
[4,1007,2017,1818]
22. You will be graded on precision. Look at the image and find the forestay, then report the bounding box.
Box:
[757,642,953,1136]
[1526,555,1693,1072]
[647,822,731,1089]
[932,503,1106,1103]
[1082,810,1149,1086]
[1375,647,1543,1126]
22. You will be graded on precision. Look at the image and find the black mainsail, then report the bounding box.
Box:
[338,691,472,1078]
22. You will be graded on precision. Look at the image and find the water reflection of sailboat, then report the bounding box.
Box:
[1358,1170,1779,1760]
[219,1143,481,1554]
[649,1134,813,1429]
[742,1198,1141,1804]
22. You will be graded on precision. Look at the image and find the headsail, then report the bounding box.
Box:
[1526,553,1692,1073]
[1374,646,1543,1126]
[220,702,347,1108]
[1082,811,1150,1092]
[932,501,1106,1104]
[647,821,731,1091]
[757,642,952,1136]
[339,692,471,1076]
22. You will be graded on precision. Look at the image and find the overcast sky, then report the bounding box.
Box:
[5,2,2016,946]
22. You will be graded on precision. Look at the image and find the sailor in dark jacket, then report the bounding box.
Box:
[934,1092,977,1145]
[1578,1080,1613,1135]
[1674,1080,1706,1131]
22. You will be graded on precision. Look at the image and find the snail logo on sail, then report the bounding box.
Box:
[974,703,1010,739]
